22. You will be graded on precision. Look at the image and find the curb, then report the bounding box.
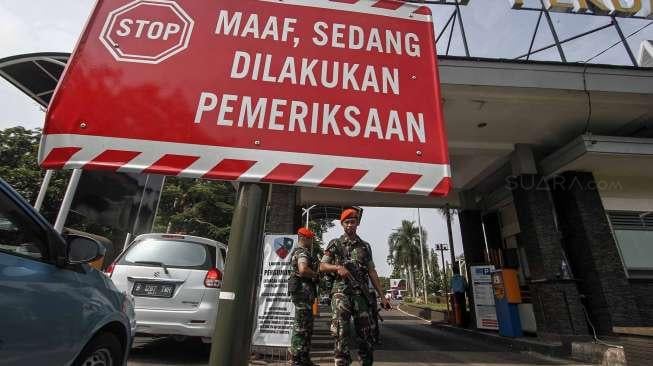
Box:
[429,322,569,359]
[395,304,432,323]
[397,304,570,359]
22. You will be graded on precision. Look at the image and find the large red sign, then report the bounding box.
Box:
[40,0,451,196]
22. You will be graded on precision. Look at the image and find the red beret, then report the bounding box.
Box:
[297,227,315,238]
[340,208,359,222]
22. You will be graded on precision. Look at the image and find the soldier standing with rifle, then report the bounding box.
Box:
[320,207,390,366]
[289,227,320,366]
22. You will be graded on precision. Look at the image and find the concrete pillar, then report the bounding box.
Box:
[482,212,503,267]
[551,171,641,334]
[511,174,588,338]
[266,185,299,233]
[459,209,486,328]
[459,210,486,264]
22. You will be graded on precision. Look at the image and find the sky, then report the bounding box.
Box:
[322,207,463,277]
[0,1,651,277]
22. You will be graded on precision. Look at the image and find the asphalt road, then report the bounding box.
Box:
[127,308,591,366]
[371,309,589,365]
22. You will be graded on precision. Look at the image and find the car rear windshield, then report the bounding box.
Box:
[121,239,215,270]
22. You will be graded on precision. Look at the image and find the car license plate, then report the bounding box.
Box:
[132,282,175,298]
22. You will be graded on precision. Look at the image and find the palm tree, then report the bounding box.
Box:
[387,220,427,298]
[438,204,458,276]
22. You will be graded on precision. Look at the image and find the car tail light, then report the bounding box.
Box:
[104,262,116,278]
[204,267,222,288]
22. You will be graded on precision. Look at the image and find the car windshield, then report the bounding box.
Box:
[122,239,212,269]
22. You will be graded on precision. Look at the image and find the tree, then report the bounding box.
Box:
[1,127,236,246]
[378,276,390,293]
[438,205,459,276]
[0,127,41,198]
[0,127,70,222]
[308,218,335,248]
[386,220,427,298]
[152,177,236,243]
[389,266,403,279]
[427,248,444,294]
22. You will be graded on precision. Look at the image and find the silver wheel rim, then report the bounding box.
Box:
[82,347,113,366]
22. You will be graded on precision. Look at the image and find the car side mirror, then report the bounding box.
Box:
[66,234,106,264]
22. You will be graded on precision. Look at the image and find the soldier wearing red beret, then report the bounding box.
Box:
[288,227,319,366]
[319,207,389,366]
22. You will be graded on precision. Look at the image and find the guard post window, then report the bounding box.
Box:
[608,211,653,279]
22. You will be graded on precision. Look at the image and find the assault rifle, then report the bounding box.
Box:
[342,261,391,310]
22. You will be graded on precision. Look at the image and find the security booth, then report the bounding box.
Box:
[492,269,522,338]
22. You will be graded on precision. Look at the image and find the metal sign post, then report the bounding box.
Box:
[34,169,53,211]
[53,168,82,233]
[209,182,269,366]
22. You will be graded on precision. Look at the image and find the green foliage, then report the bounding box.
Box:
[0,127,70,222]
[390,266,403,279]
[152,177,236,243]
[378,276,390,292]
[427,248,445,294]
[405,301,448,312]
[1,126,44,201]
[0,127,236,246]
[308,218,335,248]
[387,219,429,297]
[386,219,426,270]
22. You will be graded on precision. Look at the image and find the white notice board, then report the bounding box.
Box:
[470,265,498,330]
[252,234,298,347]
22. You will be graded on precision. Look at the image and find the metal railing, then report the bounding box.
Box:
[407,0,653,67]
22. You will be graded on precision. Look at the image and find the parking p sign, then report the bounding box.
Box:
[41,0,451,196]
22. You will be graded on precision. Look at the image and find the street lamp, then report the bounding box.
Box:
[302,204,317,228]
[435,243,450,315]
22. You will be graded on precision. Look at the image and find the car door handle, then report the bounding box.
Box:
[127,276,185,284]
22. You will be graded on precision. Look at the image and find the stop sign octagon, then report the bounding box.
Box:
[99,0,194,64]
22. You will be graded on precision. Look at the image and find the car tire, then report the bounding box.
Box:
[73,332,124,366]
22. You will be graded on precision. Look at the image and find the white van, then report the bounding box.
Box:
[107,233,226,342]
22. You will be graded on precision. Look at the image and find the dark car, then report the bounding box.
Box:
[0,178,135,365]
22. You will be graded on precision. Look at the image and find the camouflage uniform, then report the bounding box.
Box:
[368,287,380,344]
[289,246,317,366]
[321,235,375,366]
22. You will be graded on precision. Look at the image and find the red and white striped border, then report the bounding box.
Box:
[260,0,433,21]
[39,134,451,196]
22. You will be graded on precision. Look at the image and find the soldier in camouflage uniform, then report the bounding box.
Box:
[319,208,391,366]
[289,227,320,366]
